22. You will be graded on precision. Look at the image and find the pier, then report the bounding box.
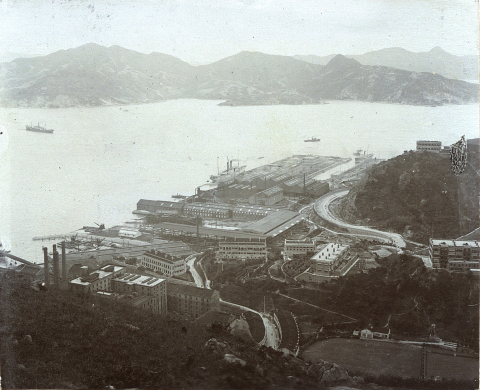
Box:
[32,234,70,241]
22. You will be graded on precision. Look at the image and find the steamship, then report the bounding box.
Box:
[26,123,54,134]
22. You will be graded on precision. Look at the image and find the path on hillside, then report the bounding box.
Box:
[314,190,406,248]
[188,253,280,349]
[276,292,357,322]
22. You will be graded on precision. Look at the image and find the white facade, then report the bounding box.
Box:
[141,250,187,276]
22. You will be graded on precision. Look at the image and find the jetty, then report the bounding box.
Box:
[32,234,70,241]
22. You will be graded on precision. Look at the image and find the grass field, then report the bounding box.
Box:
[303,338,478,380]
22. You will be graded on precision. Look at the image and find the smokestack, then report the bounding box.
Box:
[53,248,60,286]
[43,247,50,287]
[61,241,67,281]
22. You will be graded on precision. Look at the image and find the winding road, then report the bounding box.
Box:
[314,190,406,248]
[188,254,280,349]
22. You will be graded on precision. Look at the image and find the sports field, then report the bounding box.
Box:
[303,338,478,380]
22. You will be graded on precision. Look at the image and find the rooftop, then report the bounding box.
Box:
[242,210,303,237]
[430,239,478,247]
[311,243,349,263]
[167,282,218,299]
[114,273,165,287]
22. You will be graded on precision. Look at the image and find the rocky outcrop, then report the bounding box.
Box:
[337,145,479,243]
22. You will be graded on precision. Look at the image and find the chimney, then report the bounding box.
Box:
[61,241,67,281]
[43,247,50,287]
[53,249,60,286]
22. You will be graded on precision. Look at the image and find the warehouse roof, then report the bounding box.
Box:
[137,199,184,210]
[156,222,268,240]
[242,210,304,236]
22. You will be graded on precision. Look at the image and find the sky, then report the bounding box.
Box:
[0,0,478,64]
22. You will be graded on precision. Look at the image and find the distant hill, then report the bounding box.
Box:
[294,47,479,81]
[0,44,478,108]
[337,141,479,243]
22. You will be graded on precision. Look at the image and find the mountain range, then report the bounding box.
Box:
[294,47,478,81]
[0,43,478,108]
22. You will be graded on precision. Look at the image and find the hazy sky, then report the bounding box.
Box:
[1,0,478,63]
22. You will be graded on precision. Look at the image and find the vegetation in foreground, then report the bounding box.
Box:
[1,270,478,390]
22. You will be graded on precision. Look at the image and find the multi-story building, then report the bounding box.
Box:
[70,264,126,294]
[141,250,187,276]
[167,282,220,319]
[217,237,267,262]
[310,243,359,277]
[416,140,442,153]
[111,273,167,315]
[284,239,316,258]
[429,239,479,272]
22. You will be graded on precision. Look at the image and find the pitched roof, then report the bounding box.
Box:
[167,283,218,299]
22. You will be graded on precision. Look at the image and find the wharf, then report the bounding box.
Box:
[33,234,70,241]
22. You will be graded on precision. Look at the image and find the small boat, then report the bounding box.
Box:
[26,123,54,134]
[304,137,320,143]
[172,193,187,199]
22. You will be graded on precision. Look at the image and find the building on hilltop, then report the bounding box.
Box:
[69,264,126,294]
[217,237,267,262]
[167,282,220,319]
[111,273,167,315]
[296,243,361,284]
[141,250,187,277]
[416,140,442,153]
[429,239,479,272]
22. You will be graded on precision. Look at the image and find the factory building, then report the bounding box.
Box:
[248,186,284,206]
[429,239,479,272]
[167,282,220,318]
[416,140,442,153]
[217,237,267,262]
[111,273,167,315]
[184,203,232,219]
[70,264,127,294]
[141,250,187,277]
[136,199,185,215]
[284,239,317,258]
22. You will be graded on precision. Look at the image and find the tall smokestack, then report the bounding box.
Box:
[53,248,60,286]
[61,241,67,281]
[43,247,50,287]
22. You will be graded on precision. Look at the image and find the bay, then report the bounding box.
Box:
[0,99,478,263]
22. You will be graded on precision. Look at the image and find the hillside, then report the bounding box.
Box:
[295,47,479,81]
[336,144,479,243]
[0,44,477,108]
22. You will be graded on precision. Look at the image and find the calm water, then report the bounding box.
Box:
[0,99,478,263]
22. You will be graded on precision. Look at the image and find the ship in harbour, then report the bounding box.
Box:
[210,158,246,185]
[26,123,54,134]
[304,137,320,143]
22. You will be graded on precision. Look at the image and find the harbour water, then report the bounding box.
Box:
[0,99,478,263]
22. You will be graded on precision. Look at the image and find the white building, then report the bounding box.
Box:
[119,229,142,238]
[429,239,480,271]
[70,264,126,294]
[141,250,187,276]
[416,140,442,153]
[111,273,167,315]
[310,243,359,277]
